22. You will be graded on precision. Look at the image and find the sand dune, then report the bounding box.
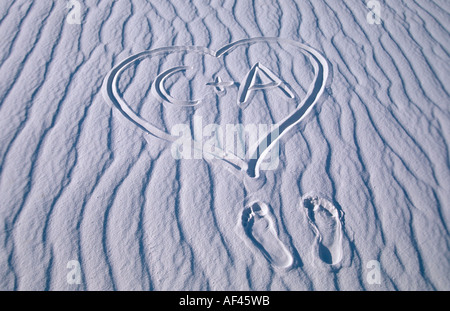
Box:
[0,0,448,290]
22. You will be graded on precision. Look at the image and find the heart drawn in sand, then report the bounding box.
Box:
[102,38,328,178]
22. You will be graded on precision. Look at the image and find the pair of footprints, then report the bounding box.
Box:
[242,196,344,268]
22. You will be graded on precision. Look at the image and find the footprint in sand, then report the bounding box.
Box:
[242,201,293,268]
[302,196,344,265]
